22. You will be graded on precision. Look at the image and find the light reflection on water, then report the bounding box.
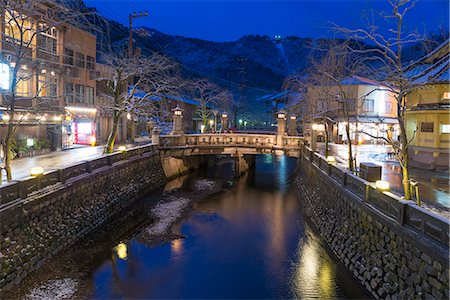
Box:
[92,155,370,299]
[7,155,370,299]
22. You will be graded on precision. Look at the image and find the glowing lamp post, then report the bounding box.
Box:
[171,106,184,135]
[30,167,44,177]
[375,180,390,192]
[326,155,336,164]
[276,110,286,146]
[288,114,297,136]
[209,119,214,132]
[311,123,320,152]
[221,112,228,132]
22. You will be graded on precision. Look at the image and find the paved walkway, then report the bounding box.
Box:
[0,146,104,184]
[317,143,449,213]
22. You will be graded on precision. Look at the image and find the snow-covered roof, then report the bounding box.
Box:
[339,75,386,87]
[403,40,450,85]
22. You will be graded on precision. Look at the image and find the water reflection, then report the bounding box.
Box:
[6,155,371,299]
[293,233,337,299]
[115,243,127,260]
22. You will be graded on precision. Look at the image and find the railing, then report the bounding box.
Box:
[301,145,450,247]
[159,133,302,149]
[0,144,158,207]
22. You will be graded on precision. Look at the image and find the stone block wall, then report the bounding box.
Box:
[0,150,166,293]
[296,152,449,300]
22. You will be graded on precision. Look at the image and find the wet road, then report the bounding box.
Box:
[6,155,371,299]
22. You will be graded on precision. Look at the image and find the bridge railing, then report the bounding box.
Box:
[159,133,302,149]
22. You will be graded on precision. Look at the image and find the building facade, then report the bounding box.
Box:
[0,5,117,156]
[304,76,399,145]
[405,40,449,169]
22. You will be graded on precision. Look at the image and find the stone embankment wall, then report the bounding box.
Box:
[296,146,449,300]
[0,144,203,293]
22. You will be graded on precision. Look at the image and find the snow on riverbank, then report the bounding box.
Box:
[145,197,190,236]
[194,179,216,191]
[24,278,78,300]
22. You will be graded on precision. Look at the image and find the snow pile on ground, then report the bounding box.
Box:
[194,179,216,191]
[24,278,78,300]
[146,197,190,236]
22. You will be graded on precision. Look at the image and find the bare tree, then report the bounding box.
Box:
[304,41,366,171]
[0,0,96,181]
[336,0,434,199]
[189,79,230,130]
[97,53,179,153]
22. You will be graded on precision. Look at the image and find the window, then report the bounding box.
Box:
[75,52,85,68]
[441,124,450,134]
[420,122,434,133]
[86,56,95,70]
[16,72,31,97]
[385,102,393,114]
[64,48,74,65]
[38,76,57,97]
[86,86,94,104]
[64,83,74,103]
[4,11,32,43]
[75,84,84,103]
[38,24,58,54]
[363,99,375,112]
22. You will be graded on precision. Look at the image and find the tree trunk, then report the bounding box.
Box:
[345,123,354,172]
[399,111,411,200]
[324,119,329,157]
[4,133,13,181]
[104,113,120,154]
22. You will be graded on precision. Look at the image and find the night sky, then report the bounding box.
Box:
[85,0,449,42]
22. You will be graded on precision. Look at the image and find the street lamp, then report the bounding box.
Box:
[288,114,297,136]
[173,106,183,116]
[375,180,390,192]
[171,106,184,135]
[277,110,286,120]
[326,155,336,164]
[30,167,44,177]
[221,112,228,132]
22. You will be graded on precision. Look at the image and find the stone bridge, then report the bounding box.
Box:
[155,133,303,176]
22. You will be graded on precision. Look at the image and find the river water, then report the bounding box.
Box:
[8,155,371,299]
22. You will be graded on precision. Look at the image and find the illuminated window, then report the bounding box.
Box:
[16,73,31,96]
[420,122,434,133]
[0,63,11,90]
[441,124,450,134]
[38,76,57,97]
[4,11,33,43]
[363,99,375,112]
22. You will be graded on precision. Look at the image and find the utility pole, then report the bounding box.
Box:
[128,11,149,58]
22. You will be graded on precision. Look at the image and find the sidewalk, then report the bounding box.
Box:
[0,146,104,184]
[318,143,450,214]
[1,143,133,184]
